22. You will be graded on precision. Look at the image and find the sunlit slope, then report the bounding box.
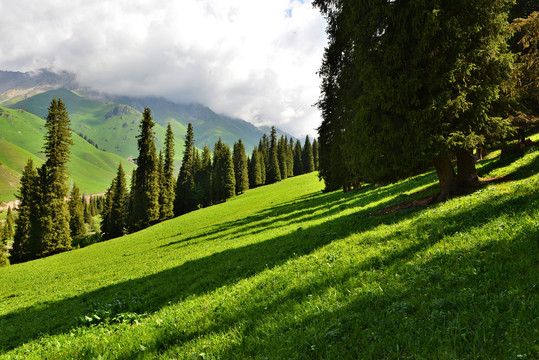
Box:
[0,106,135,200]
[0,148,537,359]
[10,88,187,162]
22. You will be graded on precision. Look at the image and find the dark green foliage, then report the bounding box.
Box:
[285,136,294,177]
[233,139,249,195]
[0,241,7,266]
[266,127,281,184]
[83,198,92,226]
[195,145,213,207]
[1,206,14,242]
[249,146,264,188]
[36,98,73,256]
[68,184,86,239]
[314,0,515,195]
[11,159,38,263]
[212,138,236,203]
[302,135,315,174]
[160,123,176,220]
[110,164,128,238]
[130,107,160,231]
[100,179,115,239]
[277,136,288,180]
[175,123,197,215]
[293,140,303,176]
[312,139,319,171]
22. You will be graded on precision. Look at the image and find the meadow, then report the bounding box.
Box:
[0,145,537,359]
[0,105,135,201]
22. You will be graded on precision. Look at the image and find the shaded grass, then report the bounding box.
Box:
[0,149,537,359]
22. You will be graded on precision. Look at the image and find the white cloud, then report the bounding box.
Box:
[0,0,327,138]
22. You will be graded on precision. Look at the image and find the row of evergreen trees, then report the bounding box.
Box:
[7,100,318,262]
[100,110,319,240]
[9,99,107,264]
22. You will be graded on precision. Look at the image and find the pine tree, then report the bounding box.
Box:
[285,136,294,177]
[37,98,74,256]
[161,123,176,220]
[196,145,213,206]
[266,126,281,184]
[100,179,115,239]
[314,0,515,198]
[302,135,315,173]
[249,146,264,188]
[109,163,128,238]
[293,140,303,176]
[130,107,160,231]
[277,136,288,180]
[212,139,236,203]
[68,183,86,239]
[233,139,249,195]
[11,159,38,263]
[175,123,197,215]
[312,139,319,171]
[2,207,14,241]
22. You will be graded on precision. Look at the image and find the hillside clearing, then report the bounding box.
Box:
[0,147,538,359]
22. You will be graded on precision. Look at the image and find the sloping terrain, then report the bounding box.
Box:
[0,146,537,359]
[0,106,135,201]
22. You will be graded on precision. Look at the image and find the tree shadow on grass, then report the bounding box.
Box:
[159,174,439,252]
[110,190,538,359]
[1,174,536,354]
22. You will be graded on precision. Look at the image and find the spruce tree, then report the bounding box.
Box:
[302,135,315,173]
[130,107,160,231]
[266,126,281,184]
[314,0,515,198]
[197,145,213,206]
[110,164,128,238]
[11,159,38,263]
[175,123,197,215]
[37,98,74,256]
[312,139,319,171]
[233,139,249,195]
[161,123,176,220]
[249,146,263,188]
[286,136,295,177]
[277,136,288,180]
[100,179,115,239]
[2,207,14,241]
[212,139,236,203]
[293,140,303,176]
[68,183,86,239]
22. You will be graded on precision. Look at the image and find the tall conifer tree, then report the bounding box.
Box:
[110,164,128,238]
[11,159,38,263]
[293,140,303,176]
[266,126,281,184]
[312,139,319,171]
[101,179,116,239]
[130,107,160,230]
[68,183,86,239]
[161,124,176,219]
[233,139,249,195]
[249,146,263,188]
[37,98,74,256]
[1,207,14,242]
[277,136,288,180]
[175,123,197,215]
[302,135,315,173]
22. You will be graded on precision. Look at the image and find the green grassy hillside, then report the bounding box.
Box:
[0,106,135,201]
[0,148,537,359]
[10,89,187,163]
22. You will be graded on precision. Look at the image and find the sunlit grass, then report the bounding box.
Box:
[0,147,537,359]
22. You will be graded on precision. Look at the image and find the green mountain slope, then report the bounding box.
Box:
[9,88,187,162]
[0,106,135,201]
[1,146,537,359]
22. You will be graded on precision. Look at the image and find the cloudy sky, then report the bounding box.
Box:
[0,0,328,138]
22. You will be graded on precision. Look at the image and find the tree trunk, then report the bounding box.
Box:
[456,148,479,187]
[433,152,458,201]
